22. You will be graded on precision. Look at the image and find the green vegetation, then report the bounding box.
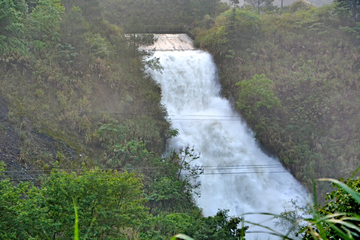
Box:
[243,177,360,239]
[0,161,248,239]
[193,0,360,200]
[309,177,360,239]
[236,74,281,132]
[0,164,147,239]
[0,0,169,169]
[100,0,228,33]
[0,1,252,238]
[0,0,238,238]
[2,0,360,238]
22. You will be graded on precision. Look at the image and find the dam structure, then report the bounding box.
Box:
[145,34,308,238]
[139,33,195,51]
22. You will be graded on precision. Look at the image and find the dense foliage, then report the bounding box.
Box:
[322,178,360,215]
[0,0,242,239]
[2,0,360,238]
[193,1,360,200]
[0,1,251,238]
[0,0,28,55]
[0,0,170,170]
[0,162,148,239]
[100,0,228,33]
[0,161,248,239]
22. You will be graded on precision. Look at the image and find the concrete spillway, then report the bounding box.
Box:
[140,34,195,51]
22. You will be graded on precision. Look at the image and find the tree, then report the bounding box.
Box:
[244,0,274,13]
[0,0,28,56]
[236,74,281,123]
[223,8,260,53]
[128,33,156,56]
[27,0,64,57]
[230,0,240,7]
[0,161,52,239]
[41,167,148,239]
[146,147,203,212]
[140,209,248,240]
[337,0,360,22]
[184,209,248,240]
[0,162,149,239]
[60,0,101,21]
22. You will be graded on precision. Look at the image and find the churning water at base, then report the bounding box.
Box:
[148,50,307,237]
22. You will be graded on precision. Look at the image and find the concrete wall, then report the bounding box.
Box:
[139,34,195,51]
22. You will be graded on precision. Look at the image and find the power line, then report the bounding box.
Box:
[200,171,288,175]
[15,111,245,119]
[2,171,290,182]
[1,162,291,183]
[1,167,291,182]
[1,170,287,176]
[1,164,285,173]
[16,111,242,117]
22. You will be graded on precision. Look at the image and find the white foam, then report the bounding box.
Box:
[147,50,308,238]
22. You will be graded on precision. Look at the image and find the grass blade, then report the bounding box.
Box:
[74,200,79,240]
[327,219,360,233]
[313,179,318,205]
[319,178,360,205]
[244,219,295,239]
[351,164,360,178]
[327,222,355,240]
[170,234,194,240]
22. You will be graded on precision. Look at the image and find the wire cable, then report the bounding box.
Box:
[1,167,291,182]
[1,164,286,173]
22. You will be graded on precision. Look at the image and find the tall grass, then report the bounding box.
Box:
[74,200,79,240]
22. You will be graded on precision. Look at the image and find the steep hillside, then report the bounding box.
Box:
[0,1,168,173]
[1,0,254,238]
[3,0,360,238]
[193,1,360,199]
[101,0,228,32]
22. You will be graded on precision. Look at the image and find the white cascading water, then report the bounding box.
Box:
[147,50,308,237]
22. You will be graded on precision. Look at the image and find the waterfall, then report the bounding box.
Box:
[147,50,308,237]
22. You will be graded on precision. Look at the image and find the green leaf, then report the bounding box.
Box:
[74,200,79,240]
[352,164,360,178]
[170,234,194,240]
